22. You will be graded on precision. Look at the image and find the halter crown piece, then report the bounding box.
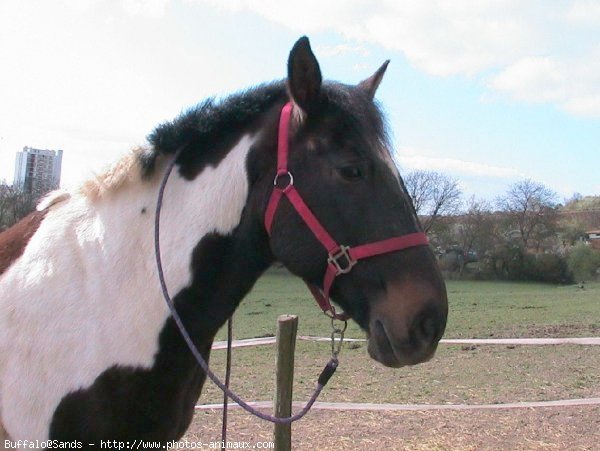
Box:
[265,102,430,321]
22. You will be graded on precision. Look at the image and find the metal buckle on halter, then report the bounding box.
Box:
[328,245,356,275]
[273,171,294,192]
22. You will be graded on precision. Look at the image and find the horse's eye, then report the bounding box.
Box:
[339,166,364,181]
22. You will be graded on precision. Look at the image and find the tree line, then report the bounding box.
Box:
[2,172,599,283]
[0,184,36,232]
[405,170,600,284]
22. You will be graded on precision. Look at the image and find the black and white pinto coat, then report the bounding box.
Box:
[0,126,270,440]
[0,38,445,442]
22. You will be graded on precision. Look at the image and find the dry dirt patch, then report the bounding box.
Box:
[184,406,600,450]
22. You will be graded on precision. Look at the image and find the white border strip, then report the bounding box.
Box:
[211,336,600,350]
[196,398,600,412]
[442,337,600,345]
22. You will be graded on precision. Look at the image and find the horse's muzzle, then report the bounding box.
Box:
[366,280,447,368]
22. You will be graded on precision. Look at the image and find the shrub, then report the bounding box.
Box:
[568,243,600,282]
[484,245,572,284]
[526,253,572,284]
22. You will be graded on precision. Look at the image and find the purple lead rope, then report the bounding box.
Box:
[221,316,232,444]
[153,150,338,424]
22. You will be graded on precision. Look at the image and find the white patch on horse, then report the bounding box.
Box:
[0,419,11,443]
[36,190,71,212]
[0,134,256,440]
[79,148,144,201]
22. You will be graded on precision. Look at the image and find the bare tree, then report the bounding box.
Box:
[457,196,495,259]
[0,183,36,232]
[404,170,462,232]
[496,179,558,250]
[0,184,11,230]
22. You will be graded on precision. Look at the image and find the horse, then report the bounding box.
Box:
[0,36,447,443]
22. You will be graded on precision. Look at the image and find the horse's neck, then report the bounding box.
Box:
[85,134,267,339]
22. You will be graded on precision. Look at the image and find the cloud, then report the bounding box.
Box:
[489,57,566,104]
[316,43,370,58]
[397,147,525,180]
[122,0,170,17]
[195,0,537,76]
[489,53,600,117]
[194,0,600,118]
[395,147,536,199]
[567,0,600,23]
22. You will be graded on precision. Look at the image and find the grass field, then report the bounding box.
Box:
[186,270,600,449]
[216,268,600,341]
[203,270,600,404]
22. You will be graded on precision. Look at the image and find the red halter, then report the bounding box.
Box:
[265,102,430,320]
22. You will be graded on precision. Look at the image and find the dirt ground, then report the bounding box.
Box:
[184,405,600,450]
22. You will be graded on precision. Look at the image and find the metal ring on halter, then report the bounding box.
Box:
[273,171,294,191]
[323,304,349,321]
[331,316,348,334]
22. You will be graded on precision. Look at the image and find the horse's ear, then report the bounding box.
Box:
[287,36,322,114]
[358,60,390,99]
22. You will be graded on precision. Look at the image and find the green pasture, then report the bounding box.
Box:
[202,270,600,406]
[217,268,600,341]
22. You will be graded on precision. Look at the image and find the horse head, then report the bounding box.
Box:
[262,37,448,368]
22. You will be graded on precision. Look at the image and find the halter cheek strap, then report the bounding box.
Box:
[265,102,430,321]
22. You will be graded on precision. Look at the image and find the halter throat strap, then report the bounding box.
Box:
[265,102,429,320]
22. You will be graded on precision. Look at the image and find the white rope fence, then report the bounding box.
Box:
[212,336,600,350]
[196,397,600,412]
[206,335,600,412]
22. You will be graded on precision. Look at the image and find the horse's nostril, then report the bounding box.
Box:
[413,305,445,344]
[420,315,436,340]
[373,319,394,354]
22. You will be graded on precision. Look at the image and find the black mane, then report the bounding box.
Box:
[143,81,288,179]
[143,80,388,180]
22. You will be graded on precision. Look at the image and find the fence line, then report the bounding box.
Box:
[207,333,600,421]
[197,397,600,412]
[211,336,600,350]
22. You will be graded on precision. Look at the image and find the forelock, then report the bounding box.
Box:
[320,82,390,157]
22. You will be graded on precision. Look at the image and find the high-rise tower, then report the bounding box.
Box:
[14,146,63,199]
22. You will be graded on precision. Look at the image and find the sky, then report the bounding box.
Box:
[1,0,599,202]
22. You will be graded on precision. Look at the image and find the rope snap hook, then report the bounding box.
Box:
[330,317,347,358]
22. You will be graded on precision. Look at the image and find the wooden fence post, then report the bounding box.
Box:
[273,314,298,451]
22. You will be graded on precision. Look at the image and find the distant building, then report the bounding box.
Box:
[13,147,63,199]
[587,230,600,250]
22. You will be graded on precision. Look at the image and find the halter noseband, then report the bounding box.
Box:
[265,102,430,321]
